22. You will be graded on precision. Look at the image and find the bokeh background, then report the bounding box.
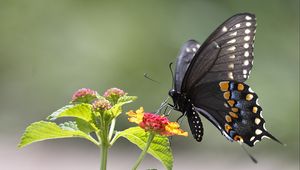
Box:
[0,0,299,170]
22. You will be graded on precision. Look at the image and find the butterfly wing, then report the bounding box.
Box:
[190,81,281,146]
[174,40,201,92]
[181,13,257,92]
[175,13,281,146]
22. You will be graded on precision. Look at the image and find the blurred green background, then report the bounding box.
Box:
[0,0,299,169]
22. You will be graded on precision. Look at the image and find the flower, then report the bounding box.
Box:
[92,98,111,110]
[127,107,188,137]
[103,87,125,98]
[72,88,97,103]
[127,107,144,124]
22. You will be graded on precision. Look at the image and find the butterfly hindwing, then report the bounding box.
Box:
[189,81,281,146]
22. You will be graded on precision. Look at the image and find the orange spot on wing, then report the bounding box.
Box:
[234,135,244,142]
[229,112,239,118]
[219,81,229,91]
[246,94,254,101]
[237,83,244,91]
[223,91,230,99]
[252,106,258,113]
[225,115,232,122]
[227,100,235,107]
[231,107,239,112]
[225,124,232,133]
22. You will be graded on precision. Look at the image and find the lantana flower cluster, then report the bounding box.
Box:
[127,107,188,137]
[71,87,125,110]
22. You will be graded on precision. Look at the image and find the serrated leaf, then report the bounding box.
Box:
[18,121,99,148]
[116,127,173,170]
[47,104,93,123]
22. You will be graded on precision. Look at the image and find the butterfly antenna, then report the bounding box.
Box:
[169,62,175,88]
[240,144,258,164]
[144,73,160,84]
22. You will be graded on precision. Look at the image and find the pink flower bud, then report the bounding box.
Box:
[92,98,111,110]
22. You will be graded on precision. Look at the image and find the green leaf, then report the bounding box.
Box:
[75,118,96,134]
[18,121,99,148]
[117,95,137,103]
[116,127,173,170]
[47,104,94,123]
[107,96,136,118]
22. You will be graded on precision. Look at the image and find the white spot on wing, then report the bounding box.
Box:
[222,26,228,32]
[244,43,249,49]
[244,51,250,57]
[229,31,237,36]
[235,23,241,28]
[244,36,251,41]
[227,46,236,51]
[263,123,267,130]
[253,140,259,145]
[243,60,249,66]
[186,48,191,52]
[196,44,201,48]
[245,16,252,20]
[229,55,235,59]
[248,87,254,93]
[255,118,261,125]
[246,22,252,27]
[262,135,270,139]
[192,48,197,52]
[228,63,234,69]
[245,29,251,34]
[228,72,234,79]
[243,69,248,74]
[250,136,255,141]
[227,39,236,44]
[255,129,263,135]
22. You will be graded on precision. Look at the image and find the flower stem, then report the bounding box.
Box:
[108,118,116,141]
[99,124,110,170]
[132,133,155,170]
[100,143,109,170]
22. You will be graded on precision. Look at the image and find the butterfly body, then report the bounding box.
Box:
[169,13,282,146]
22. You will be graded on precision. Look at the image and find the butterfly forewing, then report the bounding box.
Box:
[182,13,256,92]
[174,40,200,92]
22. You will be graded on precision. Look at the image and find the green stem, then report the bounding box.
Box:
[99,122,110,170]
[132,133,155,170]
[108,118,116,141]
[100,142,109,170]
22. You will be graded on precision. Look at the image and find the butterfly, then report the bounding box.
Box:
[168,13,282,147]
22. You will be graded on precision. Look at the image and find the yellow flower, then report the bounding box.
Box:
[164,122,188,137]
[127,107,144,124]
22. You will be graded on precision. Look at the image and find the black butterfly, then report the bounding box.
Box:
[168,13,282,147]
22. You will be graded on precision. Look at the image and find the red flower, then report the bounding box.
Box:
[127,107,188,137]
